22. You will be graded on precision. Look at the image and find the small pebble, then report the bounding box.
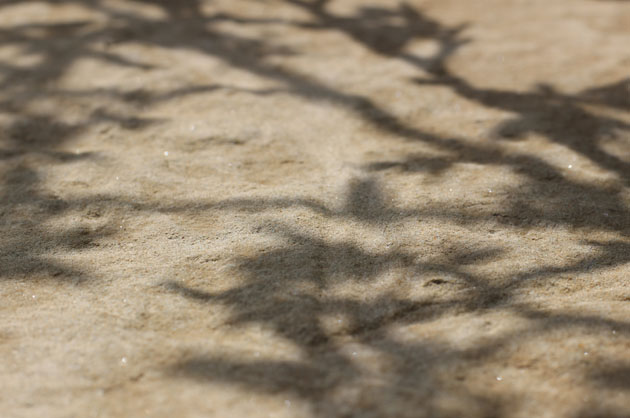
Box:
[164,151,169,157]
[496,376,502,381]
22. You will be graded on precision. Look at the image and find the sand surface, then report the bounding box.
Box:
[1,0,630,417]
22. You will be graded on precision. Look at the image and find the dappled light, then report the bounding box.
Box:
[1,0,629,417]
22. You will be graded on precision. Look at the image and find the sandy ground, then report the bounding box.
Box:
[1,0,630,417]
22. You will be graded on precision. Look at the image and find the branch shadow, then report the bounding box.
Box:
[0,0,629,416]
[163,175,630,416]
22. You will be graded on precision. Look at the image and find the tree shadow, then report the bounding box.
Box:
[163,175,630,417]
[144,1,628,415]
[415,74,630,184]
[0,162,118,283]
[0,0,629,416]
[0,0,468,287]
[588,363,630,390]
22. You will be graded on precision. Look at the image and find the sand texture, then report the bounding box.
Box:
[1,0,630,417]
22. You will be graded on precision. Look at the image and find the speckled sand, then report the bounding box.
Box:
[1,1,629,417]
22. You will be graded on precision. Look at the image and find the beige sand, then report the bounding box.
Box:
[1,0,629,417]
